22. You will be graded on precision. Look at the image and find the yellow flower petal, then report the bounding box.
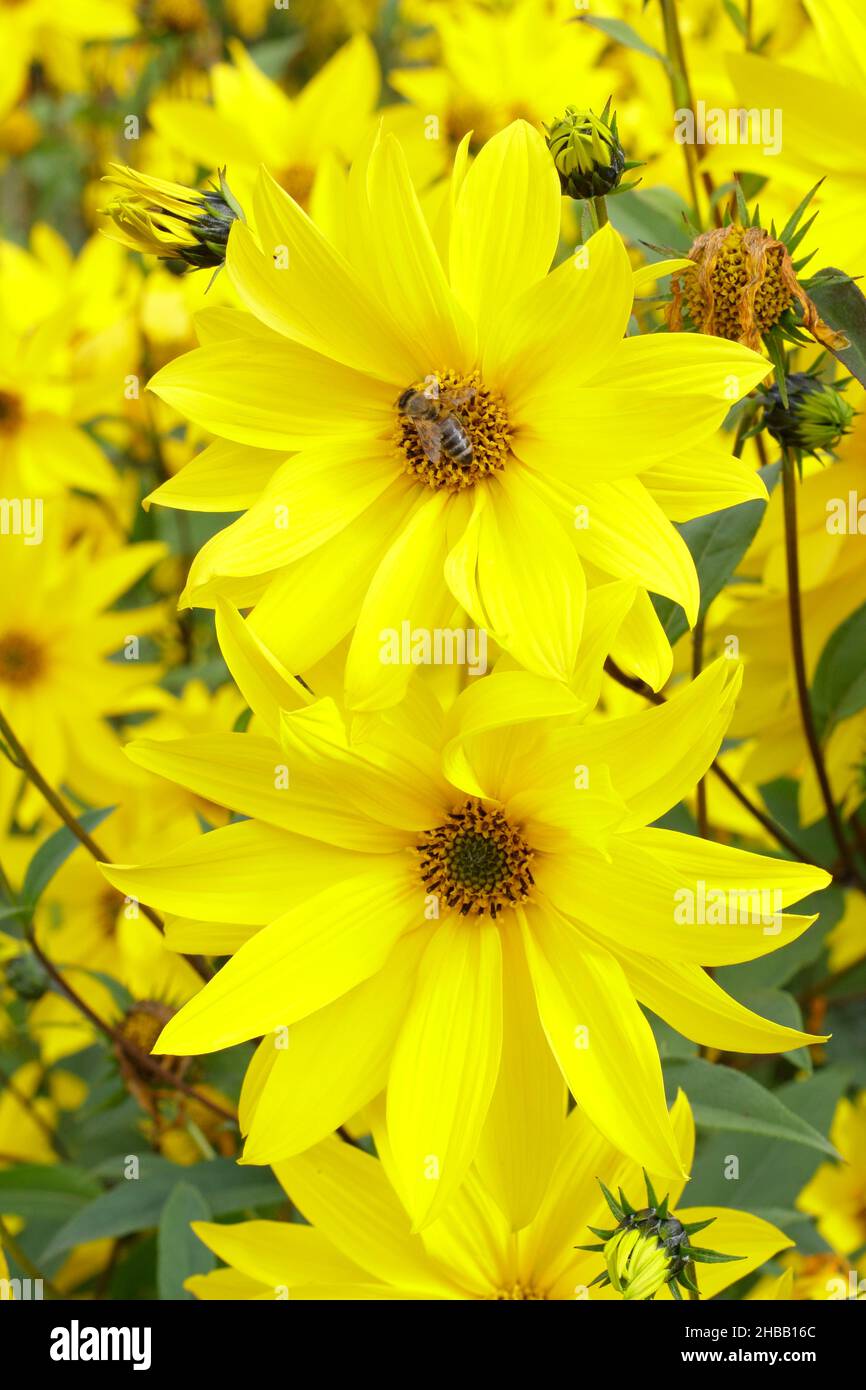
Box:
[450,120,560,337]
[241,931,427,1164]
[521,900,685,1179]
[102,820,359,925]
[275,1135,460,1295]
[154,858,421,1052]
[619,949,824,1052]
[446,468,586,682]
[473,923,567,1230]
[149,338,393,450]
[673,1207,793,1299]
[345,490,454,711]
[191,1219,367,1291]
[387,917,503,1229]
[145,439,286,513]
[483,222,633,407]
[123,734,408,851]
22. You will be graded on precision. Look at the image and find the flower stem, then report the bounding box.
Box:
[659,0,720,227]
[0,1213,61,1299]
[0,706,210,981]
[780,448,865,888]
[592,195,609,228]
[0,860,236,1129]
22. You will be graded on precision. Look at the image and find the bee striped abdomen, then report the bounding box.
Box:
[441,418,473,465]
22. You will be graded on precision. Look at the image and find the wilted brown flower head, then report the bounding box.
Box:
[668,223,845,352]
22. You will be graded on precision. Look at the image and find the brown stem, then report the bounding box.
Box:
[0,859,235,1130]
[26,929,236,1126]
[780,450,865,889]
[603,657,816,864]
[0,706,210,981]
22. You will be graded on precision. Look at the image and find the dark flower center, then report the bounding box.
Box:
[416,799,534,918]
[0,632,44,687]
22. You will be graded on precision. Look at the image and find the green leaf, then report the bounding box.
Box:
[157,1182,215,1301]
[577,15,669,66]
[722,0,747,38]
[811,600,866,736]
[808,271,866,388]
[650,1014,699,1061]
[664,1058,839,1157]
[681,1068,848,1226]
[43,1157,283,1257]
[247,34,304,79]
[652,493,770,643]
[0,1165,101,1223]
[21,806,116,908]
[0,903,29,923]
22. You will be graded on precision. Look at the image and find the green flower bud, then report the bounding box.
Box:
[544,100,639,201]
[5,950,49,1001]
[604,1226,673,1301]
[761,372,855,458]
[578,1174,743,1301]
[102,165,245,272]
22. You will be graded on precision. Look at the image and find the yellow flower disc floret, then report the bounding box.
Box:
[493,1282,548,1300]
[416,799,534,919]
[671,223,844,353]
[396,368,511,493]
[683,225,792,344]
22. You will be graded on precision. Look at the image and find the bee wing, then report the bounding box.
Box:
[441,385,475,412]
[422,374,441,401]
[412,416,442,465]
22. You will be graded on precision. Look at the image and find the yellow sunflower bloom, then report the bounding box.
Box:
[0,512,166,828]
[0,226,140,497]
[797,1093,866,1257]
[0,0,136,120]
[750,1251,866,1301]
[826,891,866,975]
[145,34,432,219]
[102,604,828,1228]
[389,0,612,151]
[0,1061,58,1167]
[146,121,771,710]
[184,1091,791,1300]
[724,0,866,274]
